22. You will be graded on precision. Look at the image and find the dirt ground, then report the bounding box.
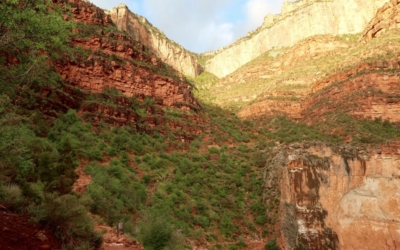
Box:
[0,205,62,250]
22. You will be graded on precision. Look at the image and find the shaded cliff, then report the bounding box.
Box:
[107,4,202,78]
[205,0,387,78]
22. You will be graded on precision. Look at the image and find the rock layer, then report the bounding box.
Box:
[205,0,387,78]
[55,0,199,111]
[363,0,400,41]
[45,0,204,138]
[303,58,400,122]
[277,142,400,250]
[216,35,349,118]
[107,4,202,78]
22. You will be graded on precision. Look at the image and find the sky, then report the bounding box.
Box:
[90,0,288,53]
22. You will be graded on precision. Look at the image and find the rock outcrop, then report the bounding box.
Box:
[56,37,198,108]
[276,142,400,250]
[237,57,400,122]
[362,0,400,41]
[58,0,198,109]
[107,4,202,78]
[205,0,388,78]
[45,0,205,138]
[303,58,400,123]
[207,35,349,117]
[230,0,400,121]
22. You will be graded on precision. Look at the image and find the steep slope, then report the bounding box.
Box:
[197,0,400,120]
[0,1,283,249]
[204,0,387,78]
[363,0,400,41]
[206,34,352,114]
[303,57,400,123]
[268,142,400,250]
[48,0,202,133]
[2,0,400,249]
[301,0,400,123]
[107,4,202,78]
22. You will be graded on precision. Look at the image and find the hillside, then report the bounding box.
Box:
[192,0,400,249]
[204,0,387,78]
[1,0,400,250]
[0,0,281,249]
[198,0,400,121]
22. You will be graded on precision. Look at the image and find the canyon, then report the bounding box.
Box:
[2,0,400,249]
[106,4,202,78]
[74,0,400,249]
[205,0,388,78]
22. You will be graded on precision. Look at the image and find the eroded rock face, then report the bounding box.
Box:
[60,0,111,26]
[304,58,400,122]
[277,142,400,250]
[43,0,204,137]
[56,56,197,108]
[237,56,400,122]
[56,35,198,111]
[205,0,387,78]
[107,4,202,78]
[229,35,349,120]
[238,100,302,120]
[54,0,199,112]
[362,0,400,41]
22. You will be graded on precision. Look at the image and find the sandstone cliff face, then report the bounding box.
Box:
[60,0,111,25]
[363,0,400,41]
[107,4,202,78]
[276,142,400,250]
[303,58,400,123]
[205,0,387,78]
[237,58,400,122]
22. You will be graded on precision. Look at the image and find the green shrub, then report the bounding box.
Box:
[255,215,267,225]
[29,193,102,249]
[0,183,24,211]
[137,212,184,250]
[209,147,220,154]
[265,239,278,250]
[142,175,151,184]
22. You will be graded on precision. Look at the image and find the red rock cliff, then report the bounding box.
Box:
[273,142,400,250]
[55,0,199,110]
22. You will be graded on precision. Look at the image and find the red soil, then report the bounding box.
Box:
[0,206,62,250]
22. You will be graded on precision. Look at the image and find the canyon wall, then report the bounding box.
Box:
[56,35,198,108]
[58,0,199,110]
[363,0,400,41]
[48,0,203,133]
[205,0,388,78]
[274,142,400,250]
[304,58,400,123]
[107,4,202,78]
